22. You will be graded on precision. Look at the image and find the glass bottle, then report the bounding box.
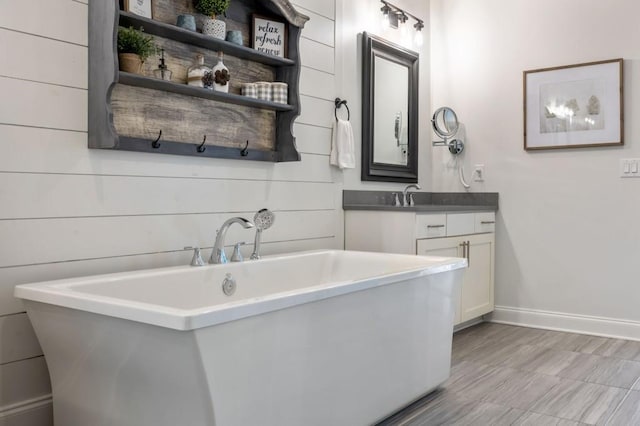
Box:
[187,54,210,88]
[153,49,173,81]
[212,52,230,93]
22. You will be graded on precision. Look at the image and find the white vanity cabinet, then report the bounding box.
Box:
[417,231,494,324]
[345,210,495,325]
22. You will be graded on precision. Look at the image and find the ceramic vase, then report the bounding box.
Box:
[176,14,197,32]
[225,30,243,45]
[202,17,226,39]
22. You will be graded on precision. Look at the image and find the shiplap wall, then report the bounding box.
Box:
[0,0,338,423]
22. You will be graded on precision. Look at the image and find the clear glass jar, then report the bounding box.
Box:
[187,54,211,88]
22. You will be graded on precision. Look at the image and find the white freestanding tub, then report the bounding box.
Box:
[15,250,466,426]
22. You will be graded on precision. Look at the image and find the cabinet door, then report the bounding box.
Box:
[460,233,495,322]
[416,237,465,325]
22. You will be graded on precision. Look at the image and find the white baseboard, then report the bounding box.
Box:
[488,306,640,342]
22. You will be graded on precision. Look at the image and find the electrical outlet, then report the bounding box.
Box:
[473,164,485,182]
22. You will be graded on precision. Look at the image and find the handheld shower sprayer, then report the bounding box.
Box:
[250,209,275,260]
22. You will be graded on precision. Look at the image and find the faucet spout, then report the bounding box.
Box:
[210,217,254,264]
[402,184,421,207]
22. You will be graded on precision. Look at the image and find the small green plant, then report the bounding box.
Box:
[194,0,230,18]
[117,27,156,62]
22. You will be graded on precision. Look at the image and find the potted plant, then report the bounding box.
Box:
[117,26,156,74]
[194,0,230,39]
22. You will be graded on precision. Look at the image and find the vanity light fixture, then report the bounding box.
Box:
[380,0,424,47]
[414,20,424,47]
[381,4,392,29]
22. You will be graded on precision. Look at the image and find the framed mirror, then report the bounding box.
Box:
[362,32,419,182]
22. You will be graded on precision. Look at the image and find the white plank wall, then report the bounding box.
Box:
[0,0,338,423]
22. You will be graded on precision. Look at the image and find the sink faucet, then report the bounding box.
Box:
[210,217,254,264]
[402,184,421,207]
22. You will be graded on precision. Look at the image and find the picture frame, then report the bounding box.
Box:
[123,0,153,19]
[523,58,623,150]
[252,14,288,58]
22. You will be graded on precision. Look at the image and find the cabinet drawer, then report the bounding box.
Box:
[446,213,475,236]
[475,212,496,233]
[415,214,447,239]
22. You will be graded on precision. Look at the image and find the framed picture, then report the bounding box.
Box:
[252,15,287,58]
[524,58,623,150]
[123,0,153,19]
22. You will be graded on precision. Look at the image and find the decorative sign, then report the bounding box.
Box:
[252,15,287,58]
[123,0,153,19]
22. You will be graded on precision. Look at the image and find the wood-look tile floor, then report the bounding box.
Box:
[378,323,640,426]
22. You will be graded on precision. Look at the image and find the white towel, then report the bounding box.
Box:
[330,118,356,169]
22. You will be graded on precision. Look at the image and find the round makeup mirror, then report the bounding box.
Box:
[432,106,465,155]
[431,107,459,139]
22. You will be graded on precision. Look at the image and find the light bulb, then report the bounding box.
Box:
[381,10,390,28]
[382,13,390,28]
[414,21,424,47]
[381,4,391,29]
[400,19,409,37]
[414,29,423,47]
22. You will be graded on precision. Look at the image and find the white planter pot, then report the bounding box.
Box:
[202,18,226,40]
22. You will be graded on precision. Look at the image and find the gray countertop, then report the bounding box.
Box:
[343,190,499,212]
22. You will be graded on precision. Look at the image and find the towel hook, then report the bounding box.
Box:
[334,98,350,121]
[197,135,207,152]
[240,140,249,157]
[151,130,162,149]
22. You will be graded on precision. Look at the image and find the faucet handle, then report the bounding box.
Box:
[184,246,206,267]
[231,242,246,262]
[409,193,415,207]
[392,193,401,207]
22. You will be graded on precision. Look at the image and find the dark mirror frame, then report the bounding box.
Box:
[361,32,419,183]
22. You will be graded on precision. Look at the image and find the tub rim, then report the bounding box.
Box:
[15,250,467,330]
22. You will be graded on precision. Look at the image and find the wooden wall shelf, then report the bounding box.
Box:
[119,12,296,67]
[119,72,295,111]
[89,0,308,162]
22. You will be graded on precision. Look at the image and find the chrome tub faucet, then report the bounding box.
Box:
[210,217,254,264]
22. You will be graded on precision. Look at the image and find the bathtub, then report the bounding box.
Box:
[15,250,466,426]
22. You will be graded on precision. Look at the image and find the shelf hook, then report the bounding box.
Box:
[152,130,162,149]
[197,135,207,153]
[240,140,249,157]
